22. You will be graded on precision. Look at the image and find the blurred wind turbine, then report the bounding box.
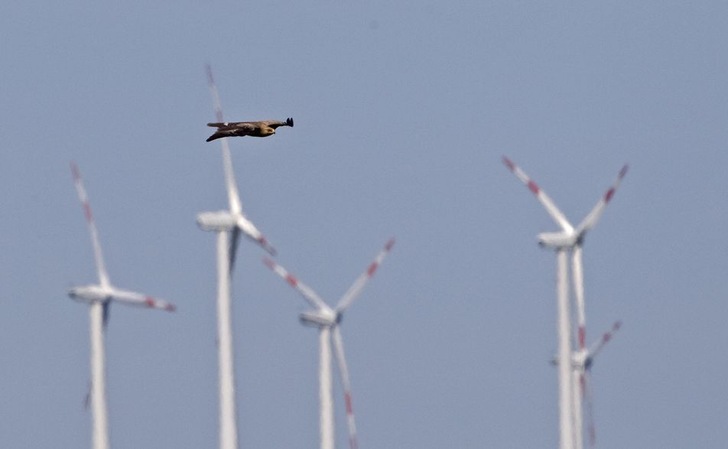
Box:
[502,156,627,449]
[263,238,395,449]
[573,321,622,448]
[68,162,175,449]
[197,65,277,449]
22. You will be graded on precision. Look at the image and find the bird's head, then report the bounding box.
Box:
[261,126,275,136]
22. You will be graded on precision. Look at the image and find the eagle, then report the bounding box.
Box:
[206,118,294,142]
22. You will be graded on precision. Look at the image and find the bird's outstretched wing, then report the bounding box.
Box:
[206,122,258,141]
[208,118,293,128]
[264,118,294,129]
[207,121,257,131]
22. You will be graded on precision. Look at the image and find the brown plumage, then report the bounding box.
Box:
[206,118,294,142]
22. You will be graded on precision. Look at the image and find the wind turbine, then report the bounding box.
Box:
[502,156,627,449]
[572,321,621,448]
[197,65,277,449]
[68,162,176,449]
[263,238,395,449]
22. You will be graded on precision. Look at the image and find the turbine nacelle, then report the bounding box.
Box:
[68,285,112,304]
[571,349,590,370]
[537,231,582,249]
[549,350,591,371]
[196,210,237,232]
[299,309,340,328]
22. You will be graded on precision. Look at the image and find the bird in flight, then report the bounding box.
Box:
[206,118,294,142]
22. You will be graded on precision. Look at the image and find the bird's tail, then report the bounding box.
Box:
[286,117,294,127]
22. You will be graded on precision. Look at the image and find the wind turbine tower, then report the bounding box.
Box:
[68,162,176,449]
[197,65,277,449]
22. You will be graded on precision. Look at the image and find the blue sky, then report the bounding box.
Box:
[2,1,728,448]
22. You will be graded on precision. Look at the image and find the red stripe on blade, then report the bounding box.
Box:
[83,203,93,223]
[285,274,298,287]
[367,262,378,277]
[604,187,615,203]
[527,180,540,195]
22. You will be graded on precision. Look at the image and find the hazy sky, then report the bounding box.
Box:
[2,1,728,448]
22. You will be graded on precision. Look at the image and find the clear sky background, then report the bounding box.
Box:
[2,1,727,448]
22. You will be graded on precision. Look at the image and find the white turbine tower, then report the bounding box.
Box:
[197,65,277,449]
[502,157,627,449]
[68,162,176,449]
[263,238,395,449]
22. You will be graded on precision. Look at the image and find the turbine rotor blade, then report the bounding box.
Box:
[263,258,330,312]
[572,367,585,449]
[332,327,359,449]
[572,246,586,351]
[222,140,243,215]
[584,371,597,448]
[336,238,395,313]
[502,156,574,233]
[109,289,177,312]
[236,217,276,257]
[102,301,111,329]
[255,234,276,257]
[205,65,243,215]
[587,321,621,360]
[84,381,92,410]
[70,162,111,289]
[205,64,224,123]
[575,164,628,238]
[229,228,240,275]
